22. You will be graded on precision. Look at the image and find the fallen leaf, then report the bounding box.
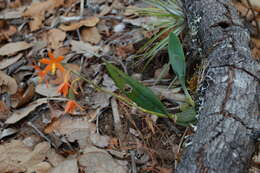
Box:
[46,29,66,49]
[27,162,52,173]
[46,148,65,167]
[79,146,128,173]
[90,132,111,148]
[0,6,26,19]
[50,159,78,173]
[0,53,22,69]
[5,98,47,124]
[29,12,44,31]
[0,20,17,42]
[0,100,10,119]
[0,140,50,172]
[23,0,64,30]
[81,27,101,44]
[0,70,18,94]
[91,92,111,109]
[44,116,96,148]
[70,40,100,57]
[252,37,260,59]
[35,84,60,97]
[23,0,64,17]
[0,41,32,56]
[11,82,35,108]
[242,0,260,12]
[59,16,100,31]
[115,44,135,58]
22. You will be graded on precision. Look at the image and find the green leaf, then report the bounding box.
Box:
[168,32,194,107]
[106,63,169,116]
[175,107,197,126]
[168,32,186,81]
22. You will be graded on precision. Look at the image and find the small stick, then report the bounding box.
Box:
[27,121,57,148]
[130,150,137,173]
[80,0,84,16]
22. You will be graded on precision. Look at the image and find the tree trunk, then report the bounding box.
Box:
[175,0,260,173]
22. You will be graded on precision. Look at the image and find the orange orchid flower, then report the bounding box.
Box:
[39,52,65,75]
[57,71,71,97]
[33,65,48,85]
[64,100,80,114]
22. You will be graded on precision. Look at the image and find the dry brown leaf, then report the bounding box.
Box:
[23,0,64,30]
[23,0,64,17]
[0,41,32,56]
[0,6,26,19]
[5,98,48,124]
[0,70,18,94]
[27,162,52,173]
[50,159,78,173]
[11,82,35,108]
[35,84,60,97]
[0,140,50,173]
[29,13,44,31]
[44,116,96,148]
[81,27,101,44]
[251,37,260,59]
[90,132,111,148]
[46,149,65,167]
[0,100,10,119]
[70,40,100,57]
[79,146,127,173]
[0,53,22,69]
[59,17,100,31]
[242,0,260,12]
[46,29,66,49]
[115,44,135,58]
[0,20,16,42]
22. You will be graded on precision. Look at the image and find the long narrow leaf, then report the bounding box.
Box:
[106,63,169,115]
[168,32,194,106]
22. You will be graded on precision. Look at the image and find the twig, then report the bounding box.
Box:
[27,121,57,149]
[130,150,138,173]
[80,0,84,16]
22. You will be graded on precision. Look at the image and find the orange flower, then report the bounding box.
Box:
[57,71,71,96]
[39,52,65,75]
[64,100,80,114]
[33,65,48,85]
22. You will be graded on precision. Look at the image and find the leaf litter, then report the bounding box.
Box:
[0,0,258,173]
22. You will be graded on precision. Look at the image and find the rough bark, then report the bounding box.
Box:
[175,0,260,173]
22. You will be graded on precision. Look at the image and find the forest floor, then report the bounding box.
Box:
[0,0,259,173]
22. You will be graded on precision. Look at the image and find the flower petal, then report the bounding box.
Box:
[39,58,51,64]
[48,52,55,59]
[56,63,65,73]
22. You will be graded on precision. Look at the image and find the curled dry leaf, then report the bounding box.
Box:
[59,16,100,31]
[46,29,66,49]
[5,98,48,124]
[81,27,101,44]
[0,41,32,56]
[0,53,22,70]
[0,70,18,94]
